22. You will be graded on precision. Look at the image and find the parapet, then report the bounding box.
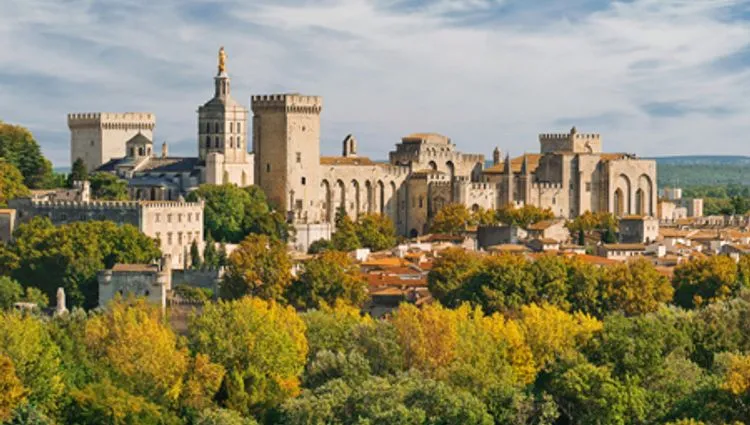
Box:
[250,94,322,114]
[68,112,156,130]
[539,127,602,154]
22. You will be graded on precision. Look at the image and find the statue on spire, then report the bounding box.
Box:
[218,46,227,74]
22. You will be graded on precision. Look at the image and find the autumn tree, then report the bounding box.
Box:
[496,204,555,228]
[85,298,223,407]
[189,298,308,416]
[68,380,178,425]
[673,255,740,309]
[331,214,360,252]
[0,311,63,415]
[222,234,293,301]
[567,211,618,244]
[0,354,26,422]
[0,160,30,206]
[0,276,23,310]
[470,206,498,226]
[0,121,54,189]
[301,302,372,357]
[601,258,674,315]
[463,253,536,314]
[289,251,367,309]
[430,203,472,235]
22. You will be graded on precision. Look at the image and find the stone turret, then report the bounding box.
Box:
[54,287,68,316]
[161,142,168,158]
[342,134,358,157]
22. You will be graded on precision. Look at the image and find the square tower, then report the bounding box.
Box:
[68,112,155,171]
[251,94,323,223]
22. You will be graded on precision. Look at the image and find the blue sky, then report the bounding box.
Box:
[2,0,750,166]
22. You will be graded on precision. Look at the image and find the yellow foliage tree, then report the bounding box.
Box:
[392,303,459,373]
[189,297,308,415]
[0,354,27,422]
[430,204,472,235]
[603,259,674,315]
[721,353,750,396]
[86,298,223,407]
[518,303,603,370]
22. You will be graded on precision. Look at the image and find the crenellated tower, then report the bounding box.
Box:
[251,94,323,223]
[68,112,155,171]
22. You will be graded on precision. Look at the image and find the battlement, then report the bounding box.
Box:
[539,127,602,154]
[30,199,140,209]
[67,112,155,130]
[531,182,564,190]
[139,200,204,209]
[461,153,485,163]
[470,182,493,190]
[251,94,322,114]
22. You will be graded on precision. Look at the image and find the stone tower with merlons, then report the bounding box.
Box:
[251,93,323,223]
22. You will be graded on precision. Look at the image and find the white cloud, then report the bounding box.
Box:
[0,0,749,165]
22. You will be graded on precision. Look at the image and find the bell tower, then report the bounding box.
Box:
[197,46,248,164]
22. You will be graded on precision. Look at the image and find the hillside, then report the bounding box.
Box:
[654,156,750,187]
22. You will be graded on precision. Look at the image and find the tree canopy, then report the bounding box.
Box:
[0,121,54,189]
[0,160,30,206]
[221,234,293,301]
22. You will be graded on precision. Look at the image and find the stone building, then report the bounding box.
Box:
[250,85,657,247]
[73,47,254,199]
[7,196,204,270]
[98,257,172,309]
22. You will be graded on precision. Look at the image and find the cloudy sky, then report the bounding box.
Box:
[2,0,750,166]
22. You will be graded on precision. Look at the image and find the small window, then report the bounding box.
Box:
[230,122,234,133]
[301,177,306,185]
[155,213,161,223]
[155,232,161,241]
[178,232,183,244]
[187,213,191,222]
[266,163,271,172]
[586,182,592,192]
[296,152,301,163]
[196,213,200,221]
[419,197,424,208]
[178,214,182,223]
[167,232,173,245]
[237,122,241,133]
[167,214,172,223]
[90,140,94,147]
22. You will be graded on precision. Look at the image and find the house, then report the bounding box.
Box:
[526,219,570,243]
[598,243,647,261]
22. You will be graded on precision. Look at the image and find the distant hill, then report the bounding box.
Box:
[653,156,750,187]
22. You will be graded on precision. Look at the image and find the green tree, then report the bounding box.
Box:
[496,204,554,228]
[307,238,334,254]
[195,408,258,425]
[0,276,23,310]
[331,214,360,252]
[67,157,88,187]
[289,251,367,309]
[88,172,128,200]
[355,213,397,251]
[430,203,471,235]
[222,234,293,301]
[189,298,308,416]
[203,234,219,269]
[0,121,54,189]
[190,239,202,270]
[673,256,740,308]
[0,160,30,206]
[301,303,372,358]
[186,184,291,243]
[427,248,483,308]
[5,218,160,308]
[278,373,494,425]
[463,254,536,314]
[68,380,178,425]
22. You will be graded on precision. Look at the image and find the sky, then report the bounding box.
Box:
[2,0,750,166]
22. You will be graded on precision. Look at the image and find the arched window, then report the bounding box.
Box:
[205,122,210,133]
[206,136,210,148]
[214,122,219,133]
[230,137,234,148]
[230,122,234,133]
[237,122,242,133]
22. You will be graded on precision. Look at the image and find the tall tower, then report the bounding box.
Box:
[197,47,249,164]
[251,94,323,223]
[68,112,155,171]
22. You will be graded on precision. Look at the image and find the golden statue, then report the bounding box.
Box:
[218,46,227,73]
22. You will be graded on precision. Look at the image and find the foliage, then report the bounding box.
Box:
[186,184,291,243]
[88,172,128,200]
[68,158,88,187]
[355,213,397,251]
[307,238,334,254]
[278,373,494,425]
[566,211,618,243]
[0,160,30,206]
[602,258,674,315]
[673,255,741,308]
[430,203,472,235]
[68,379,178,425]
[2,218,161,308]
[331,214,360,252]
[289,251,368,309]
[190,239,202,269]
[0,276,23,310]
[427,248,484,308]
[195,408,259,425]
[0,311,63,415]
[189,298,308,416]
[496,204,555,228]
[222,234,293,301]
[173,284,213,303]
[0,354,27,423]
[0,121,54,189]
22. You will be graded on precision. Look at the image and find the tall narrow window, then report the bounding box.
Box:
[230,122,234,133]
[237,122,241,133]
[266,163,271,172]
[296,152,301,163]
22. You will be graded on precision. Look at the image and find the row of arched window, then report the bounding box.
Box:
[205,136,243,150]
